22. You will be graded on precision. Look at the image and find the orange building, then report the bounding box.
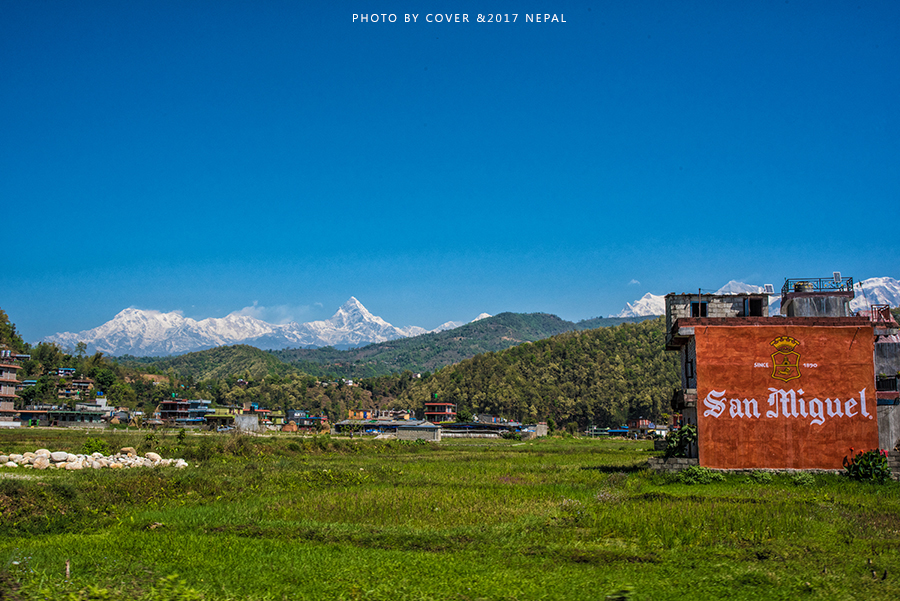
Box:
[665,276,894,470]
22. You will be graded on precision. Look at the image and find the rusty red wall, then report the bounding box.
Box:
[695,325,877,469]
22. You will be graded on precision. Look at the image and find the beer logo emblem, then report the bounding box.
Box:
[770,336,801,382]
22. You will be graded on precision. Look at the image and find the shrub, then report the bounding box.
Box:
[843,449,892,484]
[677,465,724,485]
[748,470,773,484]
[82,437,111,455]
[791,471,816,487]
[664,424,697,458]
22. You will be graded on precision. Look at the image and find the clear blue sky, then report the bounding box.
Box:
[3,1,898,342]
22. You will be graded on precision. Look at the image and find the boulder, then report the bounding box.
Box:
[120,447,137,456]
[33,457,50,470]
[35,449,51,457]
[145,452,162,462]
[50,451,68,462]
[65,462,83,471]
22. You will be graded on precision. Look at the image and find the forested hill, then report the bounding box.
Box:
[270,312,655,379]
[123,345,301,382]
[389,317,679,429]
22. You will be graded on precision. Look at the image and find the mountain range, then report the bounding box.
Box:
[45,297,491,357]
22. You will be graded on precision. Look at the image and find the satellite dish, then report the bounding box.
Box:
[764,284,774,294]
[833,271,841,283]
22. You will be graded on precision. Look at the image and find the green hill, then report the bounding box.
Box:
[131,344,301,382]
[270,312,657,379]
[390,317,679,429]
[270,312,582,379]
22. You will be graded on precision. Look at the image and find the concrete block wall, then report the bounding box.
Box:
[889,450,900,481]
[647,457,699,473]
[878,404,900,453]
[647,456,846,476]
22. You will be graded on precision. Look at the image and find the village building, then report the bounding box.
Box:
[664,275,898,470]
[0,350,28,428]
[424,396,457,422]
[397,421,441,441]
[158,398,190,424]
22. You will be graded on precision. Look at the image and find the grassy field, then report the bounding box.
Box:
[2,429,900,600]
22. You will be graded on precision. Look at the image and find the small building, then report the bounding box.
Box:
[75,395,112,413]
[205,407,235,430]
[47,409,106,428]
[158,398,190,424]
[187,399,214,424]
[234,413,260,433]
[286,410,328,432]
[397,421,441,441]
[665,275,885,470]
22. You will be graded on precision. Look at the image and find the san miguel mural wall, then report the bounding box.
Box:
[694,324,876,469]
[665,276,896,471]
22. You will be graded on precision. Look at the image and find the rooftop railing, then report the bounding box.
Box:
[782,277,854,297]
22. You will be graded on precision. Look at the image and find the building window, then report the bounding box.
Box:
[876,376,898,392]
[744,298,764,317]
[691,302,707,317]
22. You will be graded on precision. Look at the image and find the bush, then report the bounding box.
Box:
[748,470,773,484]
[664,424,697,458]
[843,449,892,484]
[677,465,724,485]
[82,437,111,455]
[791,471,816,487]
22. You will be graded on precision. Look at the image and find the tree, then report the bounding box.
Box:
[0,308,27,352]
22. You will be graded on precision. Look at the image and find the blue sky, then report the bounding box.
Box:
[3,1,898,342]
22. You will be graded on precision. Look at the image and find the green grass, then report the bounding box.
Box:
[2,430,900,600]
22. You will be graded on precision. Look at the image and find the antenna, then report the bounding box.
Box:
[764,284,774,294]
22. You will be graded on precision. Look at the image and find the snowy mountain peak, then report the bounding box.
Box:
[715,281,764,295]
[613,293,665,318]
[339,296,367,314]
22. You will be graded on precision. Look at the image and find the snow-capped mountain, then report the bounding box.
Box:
[46,308,280,356]
[45,298,490,357]
[851,277,900,312]
[715,280,766,295]
[714,281,782,314]
[613,293,666,317]
[613,276,899,318]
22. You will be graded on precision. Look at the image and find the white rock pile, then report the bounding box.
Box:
[1,447,188,470]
